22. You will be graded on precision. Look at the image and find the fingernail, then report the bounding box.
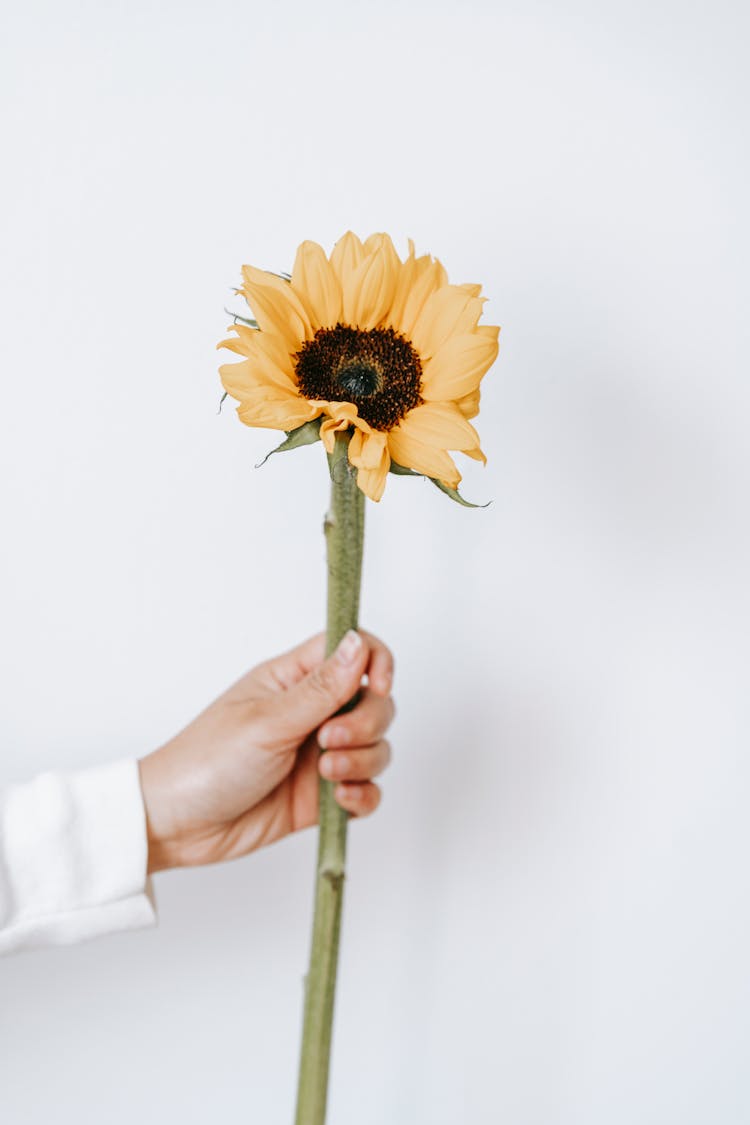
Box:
[319,724,348,749]
[335,630,362,666]
[320,753,335,777]
[340,784,362,802]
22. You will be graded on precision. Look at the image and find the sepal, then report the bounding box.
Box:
[429,478,490,508]
[257,418,323,467]
[224,307,259,329]
[389,460,489,507]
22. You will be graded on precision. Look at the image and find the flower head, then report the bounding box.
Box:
[218,233,499,501]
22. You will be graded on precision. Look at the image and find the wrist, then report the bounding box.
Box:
[137,753,182,874]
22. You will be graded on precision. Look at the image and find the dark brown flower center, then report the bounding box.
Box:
[294,324,423,431]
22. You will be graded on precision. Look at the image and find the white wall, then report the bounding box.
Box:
[1,1,748,1122]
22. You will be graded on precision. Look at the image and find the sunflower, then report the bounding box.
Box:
[218,232,499,502]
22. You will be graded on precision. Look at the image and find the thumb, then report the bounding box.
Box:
[274,630,368,741]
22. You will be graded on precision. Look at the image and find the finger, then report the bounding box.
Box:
[359,630,394,697]
[333,781,382,817]
[317,688,395,750]
[319,740,392,783]
[257,632,326,690]
[272,630,370,740]
[257,629,393,695]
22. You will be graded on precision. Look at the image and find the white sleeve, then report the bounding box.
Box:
[0,758,157,954]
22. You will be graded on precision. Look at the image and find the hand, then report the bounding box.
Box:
[138,630,395,873]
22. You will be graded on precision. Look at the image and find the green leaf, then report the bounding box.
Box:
[429,477,490,508]
[256,418,323,467]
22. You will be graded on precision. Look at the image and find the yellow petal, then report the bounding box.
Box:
[236,391,320,431]
[220,359,252,399]
[458,283,482,298]
[319,401,372,452]
[363,233,403,289]
[462,446,487,464]
[291,240,341,330]
[329,232,366,290]
[220,361,293,402]
[219,334,297,398]
[249,330,299,383]
[396,258,449,339]
[218,321,280,359]
[349,427,387,470]
[410,285,485,360]
[363,232,397,256]
[326,401,373,431]
[386,245,419,329]
[240,266,312,348]
[356,464,389,502]
[319,418,340,454]
[342,247,399,329]
[350,430,390,502]
[217,333,251,357]
[422,330,499,401]
[396,401,482,454]
[387,244,445,330]
[456,389,481,419]
[387,428,461,488]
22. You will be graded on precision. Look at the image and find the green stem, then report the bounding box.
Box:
[294,431,366,1125]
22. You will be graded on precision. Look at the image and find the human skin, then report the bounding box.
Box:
[138,630,395,874]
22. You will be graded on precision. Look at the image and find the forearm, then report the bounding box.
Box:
[0,759,157,955]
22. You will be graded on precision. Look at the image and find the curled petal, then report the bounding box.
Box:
[319,402,373,453]
[349,428,387,470]
[349,429,390,502]
[456,389,481,420]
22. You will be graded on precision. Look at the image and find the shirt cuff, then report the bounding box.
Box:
[0,758,158,954]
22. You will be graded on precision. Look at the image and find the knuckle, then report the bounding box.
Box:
[367,785,382,812]
[309,662,339,700]
[360,709,381,743]
[376,698,395,736]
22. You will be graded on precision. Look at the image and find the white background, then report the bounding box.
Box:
[1,1,748,1122]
